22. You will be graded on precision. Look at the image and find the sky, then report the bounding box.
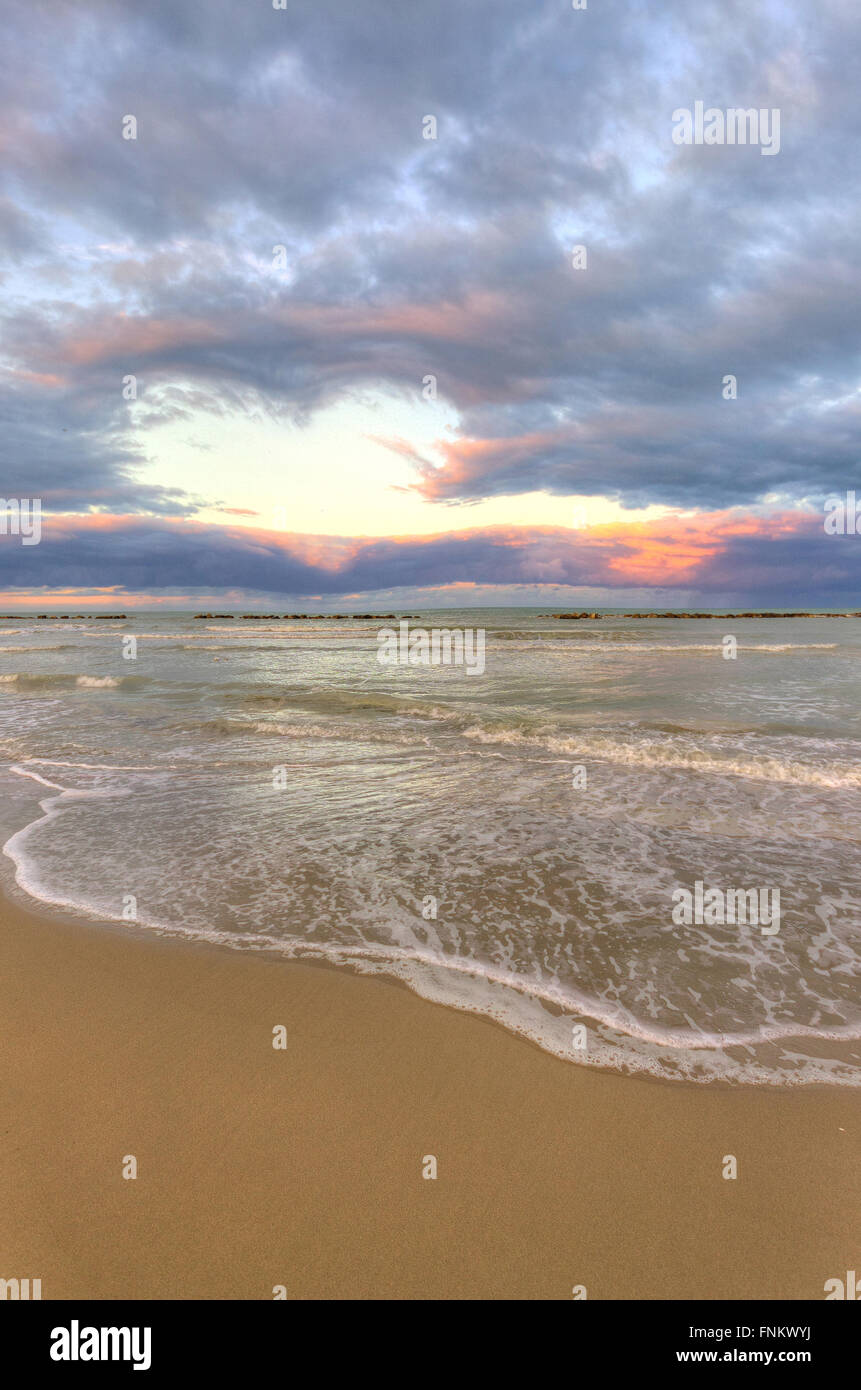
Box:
[1,0,860,608]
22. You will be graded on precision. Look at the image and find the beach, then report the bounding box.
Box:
[3,610,860,1089]
[2,610,860,1300]
[4,0,861,1325]
[1,889,857,1301]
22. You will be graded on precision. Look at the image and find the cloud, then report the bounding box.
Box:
[0,373,201,513]
[1,510,858,606]
[2,0,861,549]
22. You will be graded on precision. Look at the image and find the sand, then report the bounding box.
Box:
[0,891,858,1300]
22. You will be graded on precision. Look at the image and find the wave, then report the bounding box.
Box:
[227,687,861,788]
[459,724,861,789]
[233,686,458,720]
[122,627,383,640]
[492,640,841,653]
[21,757,169,772]
[173,713,432,748]
[3,759,860,1088]
[194,684,861,788]
[0,644,74,653]
[0,672,149,690]
[3,771,859,1087]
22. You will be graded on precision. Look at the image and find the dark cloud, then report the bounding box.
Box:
[2,0,860,551]
[0,375,200,513]
[1,513,859,608]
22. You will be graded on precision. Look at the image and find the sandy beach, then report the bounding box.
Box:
[1,890,857,1301]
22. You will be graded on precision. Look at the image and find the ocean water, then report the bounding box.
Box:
[1,607,860,1086]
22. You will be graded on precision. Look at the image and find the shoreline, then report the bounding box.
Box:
[6,854,857,1092]
[1,887,858,1299]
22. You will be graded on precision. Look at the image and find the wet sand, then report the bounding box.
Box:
[0,892,858,1299]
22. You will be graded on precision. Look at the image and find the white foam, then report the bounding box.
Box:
[459,725,861,789]
[23,757,167,772]
[3,759,859,1089]
[490,641,841,653]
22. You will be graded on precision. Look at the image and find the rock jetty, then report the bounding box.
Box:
[542,611,861,620]
[0,613,123,619]
[193,612,423,620]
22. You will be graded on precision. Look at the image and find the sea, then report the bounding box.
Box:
[1,606,859,1086]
